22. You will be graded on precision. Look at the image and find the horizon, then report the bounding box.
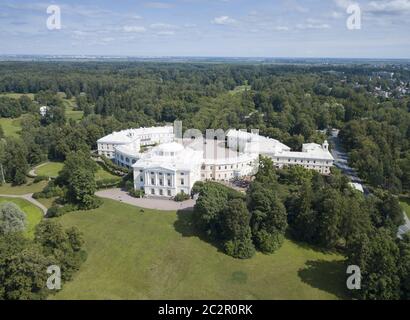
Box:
[1,0,410,59]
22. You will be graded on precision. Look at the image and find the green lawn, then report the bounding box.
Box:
[0,93,34,100]
[64,98,84,121]
[95,166,122,182]
[35,162,64,178]
[400,196,410,219]
[0,117,23,137]
[36,197,57,210]
[51,199,348,300]
[0,180,48,195]
[0,197,43,238]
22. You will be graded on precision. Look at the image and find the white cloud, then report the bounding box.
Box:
[274,26,289,31]
[144,2,174,9]
[150,23,178,30]
[211,16,237,25]
[123,25,147,33]
[297,22,331,30]
[368,0,410,14]
[156,30,175,36]
[334,0,355,9]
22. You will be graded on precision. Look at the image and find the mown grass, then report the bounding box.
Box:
[95,166,122,182]
[0,197,43,238]
[0,93,34,100]
[0,180,48,195]
[0,117,23,137]
[35,162,64,178]
[51,199,348,300]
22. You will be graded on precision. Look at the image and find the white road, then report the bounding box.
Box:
[96,188,196,211]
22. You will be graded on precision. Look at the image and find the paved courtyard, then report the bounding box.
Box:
[96,188,196,211]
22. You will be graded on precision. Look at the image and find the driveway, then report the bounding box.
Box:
[329,130,369,194]
[96,188,196,211]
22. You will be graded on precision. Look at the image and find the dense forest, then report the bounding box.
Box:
[0,61,409,194]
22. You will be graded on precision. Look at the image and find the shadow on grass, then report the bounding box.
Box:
[174,209,226,254]
[298,260,350,300]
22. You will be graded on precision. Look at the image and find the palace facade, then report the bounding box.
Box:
[97,125,334,198]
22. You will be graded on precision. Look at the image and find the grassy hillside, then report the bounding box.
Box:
[51,199,348,300]
[0,197,43,238]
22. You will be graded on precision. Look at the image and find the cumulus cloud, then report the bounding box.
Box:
[211,16,237,25]
[144,2,174,9]
[123,26,147,33]
[156,30,175,36]
[367,0,410,14]
[149,23,178,30]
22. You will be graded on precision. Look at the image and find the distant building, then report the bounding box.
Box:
[39,106,49,117]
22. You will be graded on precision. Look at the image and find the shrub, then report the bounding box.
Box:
[174,192,190,202]
[32,181,64,199]
[46,204,78,218]
[224,231,256,259]
[0,202,26,235]
[96,178,120,189]
[33,175,49,183]
[99,156,128,175]
[129,189,144,198]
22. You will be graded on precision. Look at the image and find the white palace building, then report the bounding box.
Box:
[97,124,334,198]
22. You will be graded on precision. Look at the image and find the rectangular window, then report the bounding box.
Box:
[167,190,171,196]
[180,179,185,185]
[151,189,155,195]
[151,178,155,185]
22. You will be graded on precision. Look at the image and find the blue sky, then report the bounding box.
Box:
[0,0,409,58]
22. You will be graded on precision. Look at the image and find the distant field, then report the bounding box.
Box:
[400,196,410,219]
[0,93,35,100]
[0,117,23,137]
[51,199,348,300]
[35,162,64,178]
[0,197,43,238]
[63,97,84,121]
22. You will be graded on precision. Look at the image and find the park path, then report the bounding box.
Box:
[28,162,51,177]
[96,188,195,211]
[0,193,48,215]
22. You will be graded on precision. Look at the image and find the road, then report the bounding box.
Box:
[329,129,409,236]
[96,188,195,211]
[329,129,369,194]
